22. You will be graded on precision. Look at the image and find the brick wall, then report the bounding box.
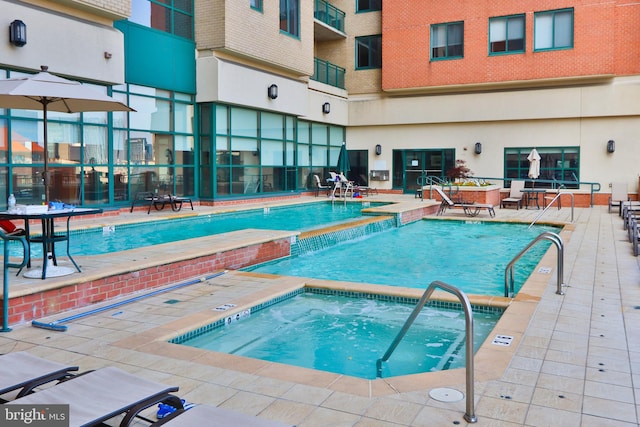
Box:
[382,1,640,90]
[2,238,291,327]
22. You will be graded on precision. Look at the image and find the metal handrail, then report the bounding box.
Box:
[528,192,574,228]
[505,231,564,298]
[473,176,601,206]
[376,281,477,423]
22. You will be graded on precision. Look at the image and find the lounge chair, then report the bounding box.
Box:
[151,404,295,427]
[433,186,495,217]
[608,182,629,214]
[500,180,525,209]
[6,366,183,427]
[0,352,78,402]
[313,174,330,197]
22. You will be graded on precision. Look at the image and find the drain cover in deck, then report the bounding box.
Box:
[429,388,464,402]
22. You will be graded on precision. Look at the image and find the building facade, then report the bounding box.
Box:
[0,0,638,208]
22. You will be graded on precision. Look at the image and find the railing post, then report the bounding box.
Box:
[376,281,477,423]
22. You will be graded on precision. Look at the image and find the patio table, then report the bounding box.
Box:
[0,207,102,279]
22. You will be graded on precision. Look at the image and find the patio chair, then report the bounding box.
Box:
[0,352,79,402]
[433,186,495,217]
[0,220,26,236]
[608,182,629,214]
[6,366,183,427]
[150,403,295,427]
[500,180,525,209]
[313,174,330,197]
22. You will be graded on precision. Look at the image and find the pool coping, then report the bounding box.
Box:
[112,222,573,398]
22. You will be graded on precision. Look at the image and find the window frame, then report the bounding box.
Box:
[504,146,580,189]
[279,0,300,38]
[489,14,525,55]
[355,35,382,70]
[356,0,382,13]
[250,0,262,12]
[430,21,464,61]
[534,8,574,52]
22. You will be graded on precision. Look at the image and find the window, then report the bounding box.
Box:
[129,0,194,40]
[355,35,382,69]
[504,147,579,189]
[250,0,262,12]
[489,15,525,54]
[431,22,464,60]
[357,0,381,12]
[280,0,299,37]
[534,9,573,51]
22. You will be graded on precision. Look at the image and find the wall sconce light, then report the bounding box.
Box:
[375,144,382,155]
[474,142,482,155]
[9,20,27,47]
[322,102,330,114]
[104,51,112,59]
[267,84,278,99]
[607,139,615,153]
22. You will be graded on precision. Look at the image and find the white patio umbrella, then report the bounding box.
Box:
[527,148,541,186]
[0,66,134,204]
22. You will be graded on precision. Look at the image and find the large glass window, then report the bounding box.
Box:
[280,0,300,37]
[489,15,525,54]
[534,9,573,51]
[357,0,381,13]
[356,35,382,69]
[431,22,464,60]
[129,0,194,40]
[504,147,579,189]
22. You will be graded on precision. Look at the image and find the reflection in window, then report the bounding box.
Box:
[431,22,464,59]
[356,35,382,69]
[280,0,300,37]
[129,0,194,40]
[534,9,573,51]
[489,15,525,54]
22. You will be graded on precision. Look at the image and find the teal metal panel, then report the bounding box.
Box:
[115,21,196,94]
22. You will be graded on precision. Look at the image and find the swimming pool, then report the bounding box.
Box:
[21,201,385,257]
[172,288,503,379]
[248,220,560,296]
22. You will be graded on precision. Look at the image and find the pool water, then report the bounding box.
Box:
[176,291,502,379]
[22,201,383,257]
[248,220,559,296]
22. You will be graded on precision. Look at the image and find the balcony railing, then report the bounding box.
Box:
[312,58,345,89]
[314,0,345,32]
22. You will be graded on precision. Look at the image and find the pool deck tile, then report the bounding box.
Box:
[1,194,639,426]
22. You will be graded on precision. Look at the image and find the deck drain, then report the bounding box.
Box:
[429,388,464,402]
[164,299,181,304]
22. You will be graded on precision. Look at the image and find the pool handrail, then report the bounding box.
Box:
[528,192,574,228]
[376,280,477,424]
[505,231,565,298]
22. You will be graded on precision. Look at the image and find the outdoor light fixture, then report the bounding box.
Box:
[322,102,330,114]
[375,144,382,155]
[267,84,278,99]
[607,139,615,153]
[474,142,482,155]
[9,20,26,47]
[104,51,112,59]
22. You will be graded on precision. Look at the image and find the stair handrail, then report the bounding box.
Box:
[505,231,564,298]
[376,281,477,423]
[528,192,574,229]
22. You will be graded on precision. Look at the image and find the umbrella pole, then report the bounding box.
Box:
[43,100,50,206]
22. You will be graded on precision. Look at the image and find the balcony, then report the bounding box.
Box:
[312,57,345,89]
[314,0,346,41]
